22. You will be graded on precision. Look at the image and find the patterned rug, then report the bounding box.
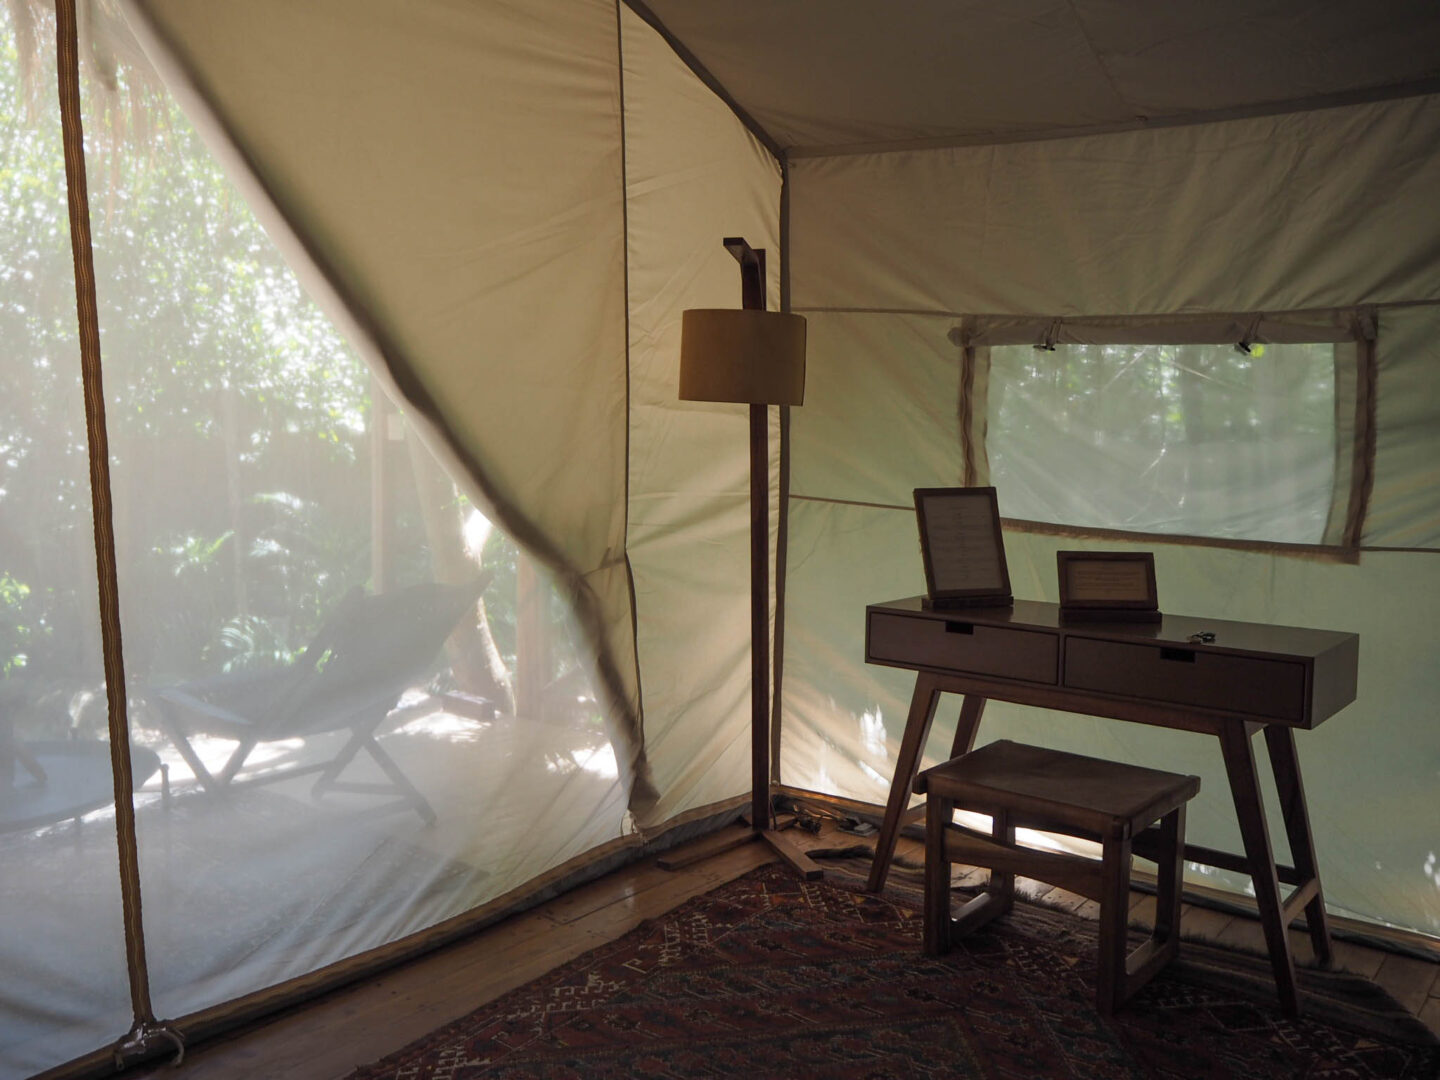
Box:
[348,863,1439,1079]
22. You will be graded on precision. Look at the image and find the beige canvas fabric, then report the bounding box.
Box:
[7,3,1440,1073]
[783,96,1440,937]
[619,4,783,822]
[642,0,1440,153]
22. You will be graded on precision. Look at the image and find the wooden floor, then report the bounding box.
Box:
[135,821,1440,1080]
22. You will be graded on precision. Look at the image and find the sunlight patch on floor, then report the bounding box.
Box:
[392,711,490,744]
[570,742,618,780]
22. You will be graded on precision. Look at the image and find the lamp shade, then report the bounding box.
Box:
[679,309,806,406]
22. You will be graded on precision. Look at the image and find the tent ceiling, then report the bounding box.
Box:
[638,0,1440,154]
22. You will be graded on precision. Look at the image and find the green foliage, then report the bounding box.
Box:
[0,573,34,675]
[0,8,550,742]
[0,7,407,728]
[212,613,301,673]
[989,340,1339,542]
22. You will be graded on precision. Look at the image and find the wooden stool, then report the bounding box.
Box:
[916,739,1200,1015]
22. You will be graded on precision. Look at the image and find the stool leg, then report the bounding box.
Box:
[924,793,953,955]
[1096,832,1133,1016]
[986,809,1015,917]
[1153,805,1185,961]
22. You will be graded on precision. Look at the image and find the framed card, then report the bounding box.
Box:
[914,487,1013,609]
[1057,551,1161,622]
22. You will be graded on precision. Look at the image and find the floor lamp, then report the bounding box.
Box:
[672,237,821,880]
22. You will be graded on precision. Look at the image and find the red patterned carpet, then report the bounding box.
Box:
[348,863,1439,1079]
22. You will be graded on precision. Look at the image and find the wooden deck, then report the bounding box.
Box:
[134,820,1440,1080]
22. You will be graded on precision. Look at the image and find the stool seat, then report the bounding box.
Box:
[916,739,1201,839]
[918,739,1200,1015]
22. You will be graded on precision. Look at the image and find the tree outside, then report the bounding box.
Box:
[0,4,550,740]
[988,340,1337,544]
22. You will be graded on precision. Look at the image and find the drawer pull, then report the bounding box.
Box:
[945,621,975,635]
[1159,647,1195,663]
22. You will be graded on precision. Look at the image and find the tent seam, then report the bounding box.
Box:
[785,80,1440,160]
[791,298,1440,320]
[1061,0,1136,120]
[784,496,1414,562]
[615,0,647,827]
[619,0,786,161]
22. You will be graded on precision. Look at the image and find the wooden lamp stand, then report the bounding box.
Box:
[663,238,820,879]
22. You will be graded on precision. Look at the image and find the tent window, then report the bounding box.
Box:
[987,341,1339,545]
[961,309,1376,550]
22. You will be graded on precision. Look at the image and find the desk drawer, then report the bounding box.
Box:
[868,613,1057,684]
[1063,637,1307,722]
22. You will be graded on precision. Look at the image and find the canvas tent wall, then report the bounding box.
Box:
[780,97,1440,939]
[4,2,779,1076]
[3,0,1438,1076]
[628,1,1440,944]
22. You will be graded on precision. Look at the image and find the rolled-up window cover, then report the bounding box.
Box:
[958,307,1375,348]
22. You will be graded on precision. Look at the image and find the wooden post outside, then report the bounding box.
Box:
[515,551,549,722]
[369,374,394,594]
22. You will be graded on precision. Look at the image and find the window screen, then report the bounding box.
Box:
[988,342,1338,544]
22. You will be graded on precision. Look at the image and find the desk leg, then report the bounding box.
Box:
[1265,724,1333,966]
[867,672,943,893]
[950,695,987,760]
[1219,722,1300,1017]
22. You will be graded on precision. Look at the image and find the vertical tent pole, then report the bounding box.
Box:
[53,0,182,1065]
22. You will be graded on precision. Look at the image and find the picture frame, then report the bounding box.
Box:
[1057,550,1161,622]
[914,487,1013,609]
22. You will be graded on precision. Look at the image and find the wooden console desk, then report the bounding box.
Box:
[864,596,1358,1017]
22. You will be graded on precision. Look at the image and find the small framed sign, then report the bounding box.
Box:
[1057,551,1161,622]
[914,487,1013,609]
